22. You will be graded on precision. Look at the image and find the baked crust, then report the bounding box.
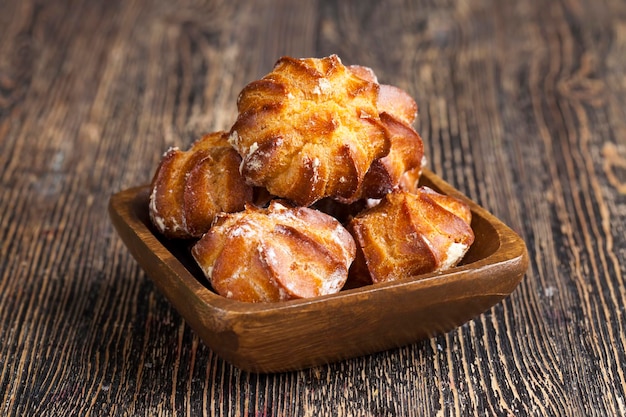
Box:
[348,64,418,125]
[191,200,356,302]
[348,188,474,285]
[229,55,391,206]
[343,64,424,200]
[146,55,476,301]
[377,84,418,125]
[353,112,425,200]
[149,131,253,238]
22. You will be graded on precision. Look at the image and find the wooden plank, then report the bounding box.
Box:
[1,0,625,415]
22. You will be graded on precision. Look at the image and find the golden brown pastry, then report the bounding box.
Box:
[348,64,418,125]
[397,166,423,194]
[149,131,254,239]
[352,112,425,200]
[377,84,418,126]
[191,200,356,302]
[342,64,424,200]
[348,188,474,285]
[229,55,390,206]
[145,55,476,302]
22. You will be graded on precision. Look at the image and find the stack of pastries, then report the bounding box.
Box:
[148,55,474,303]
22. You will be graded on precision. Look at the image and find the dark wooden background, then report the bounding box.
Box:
[2,0,626,415]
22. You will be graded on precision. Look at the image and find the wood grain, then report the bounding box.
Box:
[1,0,625,415]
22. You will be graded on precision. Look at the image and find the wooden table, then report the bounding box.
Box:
[2,0,625,415]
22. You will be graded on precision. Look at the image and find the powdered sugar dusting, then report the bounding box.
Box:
[264,245,278,265]
[149,187,184,232]
[440,242,469,270]
[267,202,301,224]
[282,274,298,294]
[228,222,258,239]
[151,214,167,232]
[245,152,264,173]
[243,137,282,173]
[148,188,165,231]
[163,146,179,157]
[318,78,332,94]
[204,265,214,279]
[270,201,289,211]
[246,141,259,158]
[326,223,353,263]
[309,157,321,184]
[365,198,381,208]
[321,267,347,294]
[228,130,240,148]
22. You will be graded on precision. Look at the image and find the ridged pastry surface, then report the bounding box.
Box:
[354,112,425,199]
[145,55,476,301]
[191,200,356,302]
[149,131,253,239]
[229,55,390,206]
[344,64,424,200]
[348,188,474,285]
[347,64,418,126]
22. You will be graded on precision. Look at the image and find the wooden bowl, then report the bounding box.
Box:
[108,169,528,373]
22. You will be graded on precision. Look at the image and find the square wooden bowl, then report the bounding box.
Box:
[108,169,528,373]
